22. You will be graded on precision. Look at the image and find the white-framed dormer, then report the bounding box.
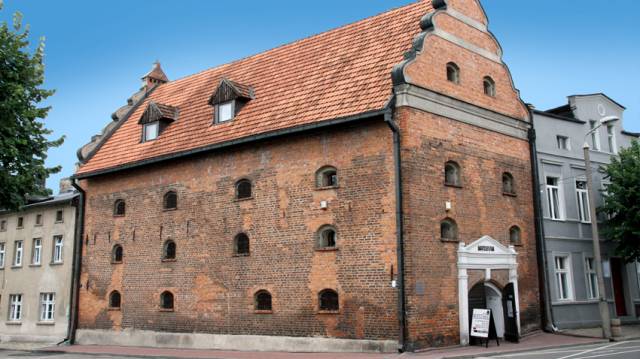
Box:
[209,78,254,125]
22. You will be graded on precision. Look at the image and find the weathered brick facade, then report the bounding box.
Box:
[78,120,400,340]
[75,0,541,351]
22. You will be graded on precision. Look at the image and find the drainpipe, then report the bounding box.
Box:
[66,179,86,344]
[385,96,407,352]
[527,108,557,332]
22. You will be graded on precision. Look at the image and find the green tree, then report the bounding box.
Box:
[0,1,63,210]
[600,140,640,262]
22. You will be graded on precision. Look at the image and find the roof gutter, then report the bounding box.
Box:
[384,96,407,352]
[73,109,386,180]
[527,108,557,333]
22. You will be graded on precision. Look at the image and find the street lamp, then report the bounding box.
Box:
[583,115,617,339]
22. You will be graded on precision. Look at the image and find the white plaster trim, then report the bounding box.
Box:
[446,8,487,32]
[457,235,519,346]
[75,329,398,353]
[394,84,529,140]
[432,28,501,63]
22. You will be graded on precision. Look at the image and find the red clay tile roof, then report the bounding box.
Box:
[77,1,431,176]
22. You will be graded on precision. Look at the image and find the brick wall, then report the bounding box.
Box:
[77,119,400,340]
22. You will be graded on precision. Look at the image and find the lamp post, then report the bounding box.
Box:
[583,115,617,339]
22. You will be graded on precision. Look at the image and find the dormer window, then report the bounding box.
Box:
[144,122,159,141]
[217,101,235,123]
[139,101,179,142]
[210,78,254,124]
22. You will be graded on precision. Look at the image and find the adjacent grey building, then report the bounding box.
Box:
[532,93,640,329]
[0,181,79,343]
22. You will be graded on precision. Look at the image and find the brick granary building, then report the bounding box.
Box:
[72,0,541,352]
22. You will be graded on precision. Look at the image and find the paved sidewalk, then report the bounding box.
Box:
[37,332,606,359]
[559,324,640,341]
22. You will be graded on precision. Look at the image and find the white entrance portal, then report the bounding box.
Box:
[457,235,519,345]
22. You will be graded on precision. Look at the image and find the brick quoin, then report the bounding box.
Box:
[75,0,541,351]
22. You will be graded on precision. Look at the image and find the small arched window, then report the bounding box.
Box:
[236,179,252,200]
[446,62,460,84]
[483,76,496,97]
[234,233,250,255]
[317,225,337,249]
[112,244,123,263]
[509,225,521,245]
[163,240,176,260]
[114,199,125,216]
[316,166,338,188]
[160,291,174,310]
[109,290,121,309]
[319,289,339,311]
[502,172,515,195]
[163,191,177,210]
[440,218,458,241]
[444,161,461,186]
[255,290,272,311]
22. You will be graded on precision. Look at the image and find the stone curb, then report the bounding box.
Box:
[439,339,608,359]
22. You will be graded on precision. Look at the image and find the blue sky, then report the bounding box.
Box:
[1,0,638,191]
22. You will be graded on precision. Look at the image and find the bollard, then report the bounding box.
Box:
[610,318,622,337]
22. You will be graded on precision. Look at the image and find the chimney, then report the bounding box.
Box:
[59,178,73,194]
[141,61,169,91]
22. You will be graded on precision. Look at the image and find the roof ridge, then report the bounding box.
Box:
[165,1,423,85]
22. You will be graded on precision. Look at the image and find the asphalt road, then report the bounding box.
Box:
[479,339,640,359]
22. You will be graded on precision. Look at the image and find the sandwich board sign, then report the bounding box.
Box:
[471,308,491,338]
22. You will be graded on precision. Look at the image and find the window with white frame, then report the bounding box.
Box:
[13,240,23,266]
[585,257,599,300]
[216,101,234,123]
[576,180,590,223]
[636,261,640,291]
[143,121,159,142]
[554,254,573,300]
[589,120,601,151]
[556,135,570,150]
[39,293,55,321]
[52,236,63,263]
[0,242,5,268]
[546,177,563,220]
[32,238,42,265]
[9,294,22,321]
[607,125,617,153]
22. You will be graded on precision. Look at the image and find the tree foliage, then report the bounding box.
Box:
[0,2,63,210]
[600,140,640,263]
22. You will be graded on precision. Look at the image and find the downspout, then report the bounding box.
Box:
[527,108,557,332]
[66,179,86,344]
[385,96,407,352]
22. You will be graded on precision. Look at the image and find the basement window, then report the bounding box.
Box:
[143,121,159,142]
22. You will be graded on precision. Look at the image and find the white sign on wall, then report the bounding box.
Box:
[470,308,491,338]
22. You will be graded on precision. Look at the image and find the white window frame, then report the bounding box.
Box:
[585,257,599,300]
[546,176,564,220]
[216,101,235,123]
[589,120,601,151]
[9,294,22,321]
[607,125,617,154]
[553,254,574,301]
[39,293,55,322]
[13,240,23,267]
[143,121,159,142]
[52,236,63,263]
[575,180,590,223]
[636,261,640,292]
[0,242,5,268]
[556,135,570,150]
[32,238,42,265]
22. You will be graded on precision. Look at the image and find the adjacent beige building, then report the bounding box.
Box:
[0,184,78,343]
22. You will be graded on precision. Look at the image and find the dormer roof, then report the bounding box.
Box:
[139,101,179,124]
[209,78,255,106]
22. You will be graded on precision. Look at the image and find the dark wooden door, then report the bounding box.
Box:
[611,258,627,316]
[468,283,486,346]
[502,283,519,342]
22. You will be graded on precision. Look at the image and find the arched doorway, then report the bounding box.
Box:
[467,282,504,341]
